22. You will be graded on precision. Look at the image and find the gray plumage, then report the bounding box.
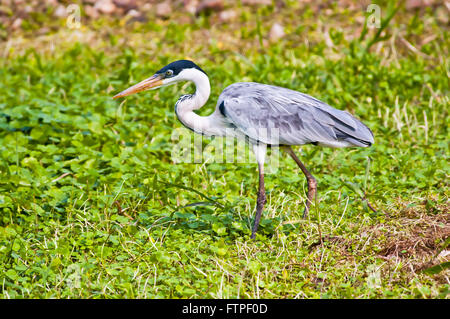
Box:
[218,82,374,148]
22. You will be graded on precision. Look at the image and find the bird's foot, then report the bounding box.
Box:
[302,208,308,219]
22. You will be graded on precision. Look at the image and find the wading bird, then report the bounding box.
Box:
[113,60,374,239]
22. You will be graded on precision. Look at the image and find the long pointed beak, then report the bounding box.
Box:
[113,74,164,99]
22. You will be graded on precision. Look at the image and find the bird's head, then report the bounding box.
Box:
[113,60,207,99]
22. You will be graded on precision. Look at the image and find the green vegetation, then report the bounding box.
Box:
[0,2,448,298]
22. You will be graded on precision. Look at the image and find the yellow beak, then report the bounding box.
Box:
[113,74,164,99]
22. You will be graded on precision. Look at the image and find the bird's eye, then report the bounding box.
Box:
[165,70,173,77]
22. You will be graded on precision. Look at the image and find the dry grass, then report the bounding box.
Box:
[377,202,449,277]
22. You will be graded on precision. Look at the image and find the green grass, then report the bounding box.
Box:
[0,3,449,298]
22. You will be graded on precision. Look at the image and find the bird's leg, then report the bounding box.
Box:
[284,146,317,219]
[251,162,266,239]
[251,143,267,239]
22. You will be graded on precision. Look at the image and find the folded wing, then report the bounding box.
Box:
[217,82,374,148]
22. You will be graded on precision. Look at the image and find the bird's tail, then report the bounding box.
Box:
[336,118,374,147]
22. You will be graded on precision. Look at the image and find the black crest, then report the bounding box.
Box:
[156,60,207,77]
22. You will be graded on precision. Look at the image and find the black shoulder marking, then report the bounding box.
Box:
[157,60,207,77]
[218,100,226,117]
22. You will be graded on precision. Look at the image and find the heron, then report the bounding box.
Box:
[113,60,374,239]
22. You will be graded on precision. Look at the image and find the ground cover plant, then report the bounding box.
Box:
[0,1,448,298]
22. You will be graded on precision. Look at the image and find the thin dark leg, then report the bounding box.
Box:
[284,146,317,218]
[251,162,266,239]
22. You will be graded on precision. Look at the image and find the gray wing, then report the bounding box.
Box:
[217,82,374,147]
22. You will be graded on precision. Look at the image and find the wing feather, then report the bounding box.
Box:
[218,82,374,147]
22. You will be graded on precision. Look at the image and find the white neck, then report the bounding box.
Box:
[174,68,226,136]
